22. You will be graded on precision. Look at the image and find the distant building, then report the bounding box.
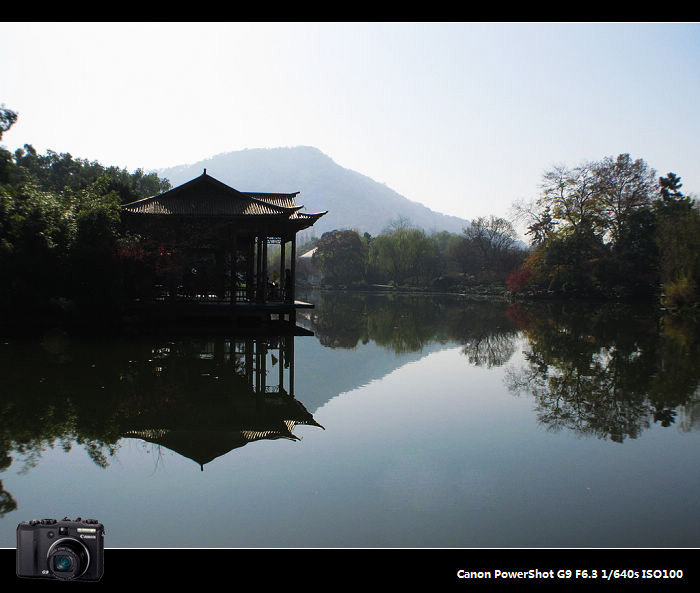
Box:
[297,247,323,284]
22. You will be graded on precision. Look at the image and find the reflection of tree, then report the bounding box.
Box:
[0,483,17,517]
[306,291,519,366]
[507,348,654,441]
[0,337,129,514]
[461,334,516,368]
[505,302,700,442]
[306,293,370,349]
[0,330,318,513]
[1,372,120,475]
[0,447,17,517]
[367,296,448,354]
[0,375,119,515]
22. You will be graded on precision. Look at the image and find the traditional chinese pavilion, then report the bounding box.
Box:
[121,170,326,323]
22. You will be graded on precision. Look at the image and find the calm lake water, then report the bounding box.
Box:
[1,291,698,549]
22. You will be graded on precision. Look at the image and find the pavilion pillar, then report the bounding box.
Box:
[260,341,267,393]
[255,235,263,303]
[215,249,225,299]
[279,339,284,394]
[279,237,286,302]
[246,238,255,302]
[230,233,237,306]
[262,235,268,303]
[288,332,294,398]
[245,339,254,390]
[255,339,261,393]
[290,234,297,303]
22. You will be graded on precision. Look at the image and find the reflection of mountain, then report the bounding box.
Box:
[293,291,521,411]
[505,302,700,442]
[294,337,449,412]
[0,329,324,512]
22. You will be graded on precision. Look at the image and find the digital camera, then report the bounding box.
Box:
[16,517,104,581]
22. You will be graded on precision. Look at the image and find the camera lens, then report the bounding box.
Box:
[54,555,73,571]
[47,538,89,580]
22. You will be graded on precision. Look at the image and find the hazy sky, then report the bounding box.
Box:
[1,22,698,230]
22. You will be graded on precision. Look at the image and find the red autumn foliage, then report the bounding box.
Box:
[506,266,533,292]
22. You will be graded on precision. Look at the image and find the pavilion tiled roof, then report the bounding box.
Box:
[241,192,299,210]
[121,171,326,225]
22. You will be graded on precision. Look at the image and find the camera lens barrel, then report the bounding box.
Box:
[46,538,90,580]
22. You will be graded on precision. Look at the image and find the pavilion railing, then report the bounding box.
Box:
[148,283,292,305]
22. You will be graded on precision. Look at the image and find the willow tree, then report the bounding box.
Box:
[368,222,438,285]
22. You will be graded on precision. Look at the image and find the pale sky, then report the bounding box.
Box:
[1,22,698,230]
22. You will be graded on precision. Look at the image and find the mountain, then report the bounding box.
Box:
[155,146,470,237]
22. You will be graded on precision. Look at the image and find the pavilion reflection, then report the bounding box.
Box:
[0,327,323,507]
[118,331,323,470]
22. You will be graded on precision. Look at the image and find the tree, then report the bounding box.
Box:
[653,174,700,309]
[513,162,600,249]
[465,216,517,257]
[0,142,172,321]
[462,216,520,275]
[540,224,606,295]
[526,206,556,246]
[430,230,463,276]
[592,154,658,246]
[659,172,684,202]
[314,229,368,285]
[521,154,658,250]
[0,104,17,141]
[508,153,670,300]
[603,207,660,299]
[657,172,694,215]
[539,162,600,232]
[368,221,438,285]
[9,145,170,202]
[511,199,557,246]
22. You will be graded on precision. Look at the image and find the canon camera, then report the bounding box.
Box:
[16,517,104,581]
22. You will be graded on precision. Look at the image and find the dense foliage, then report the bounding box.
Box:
[0,108,171,325]
[311,216,526,290]
[509,154,699,311]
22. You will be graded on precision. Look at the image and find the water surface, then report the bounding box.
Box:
[1,292,698,548]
